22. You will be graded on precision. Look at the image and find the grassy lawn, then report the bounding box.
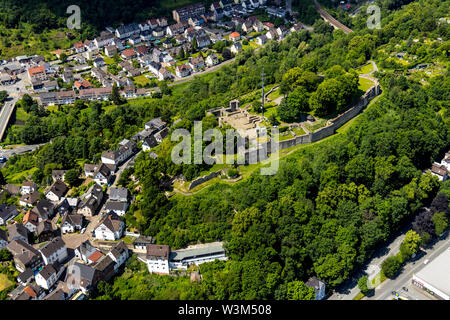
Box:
[133,74,153,87]
[305,118,328,132]
[103,57,115,65]
[0,274,13,291]
[292,127,306,136]
[356,63,374,74]
[358,77,375,92]
[15,108,30,122]
[267,88,283,101]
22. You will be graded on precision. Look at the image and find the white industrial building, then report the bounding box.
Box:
[412,247,450,300]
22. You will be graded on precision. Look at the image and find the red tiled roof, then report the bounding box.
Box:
[229,32,240,38]
[88,250,103,263]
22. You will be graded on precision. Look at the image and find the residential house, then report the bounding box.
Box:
[65,261,97,294]
[77,183,103,217]
[152,27,165,38]
[167,23,185,37]
[74,241,98,264]
[136,45,149,56]
[7,224,28,243]
[51,170,67,182]
[291,22,305,33]
[189,56,205,72]
[23,211,40,233]
[35,263,64,290]
[43,80,58,91]
[93,163,113,186]
[17,268,34,286]
[19,190,40,208]
[93,255,116,282]
[133,236,155,251]
[145,117,167,131]
[142,135,158,151]
[157,17,168,27]
[105,45,118,58]
[37,220,54,242]
[121,48,137,60]
[256,34,267,45]
[27,65,47,82]
[39,237,68,265]
[20,182,37,195]
[60,213,84,234]
[229,31,241,42]
[115,23,140,39]
[94,211,125,241]
[146,244,170,274]
[154,127,169,143]
[62,70,74,83]
[93,57,105,68]
[230,42,243,54]
[93,31,115,49]
[172,3,206,24]
[73,80,93,90]
[276,25,288,39]
[158,67,172,81]
[197,35,211,48]
[430,164,449,181]
[105,201,128,216]
[107,241,129,271]
[205,54,219,67]
[266,28,278,40]
[46,180,68,202]
[7,240,43,273]
[32,199,55,221]
[109,187,129,202]
[73,42,86,53]
[176,64,192,78]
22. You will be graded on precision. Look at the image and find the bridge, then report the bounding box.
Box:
[0,95,17,142]
[314,0,353,34]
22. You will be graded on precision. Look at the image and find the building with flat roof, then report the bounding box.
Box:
[412,247,450,300]
[169,241,227,270]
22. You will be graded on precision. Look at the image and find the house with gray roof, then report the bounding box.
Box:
[109,187,129,202]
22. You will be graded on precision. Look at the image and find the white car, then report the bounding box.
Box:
[423,259,429,265]
[80,228,86,234]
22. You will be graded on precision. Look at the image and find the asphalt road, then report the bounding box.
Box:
[367,232,450,300]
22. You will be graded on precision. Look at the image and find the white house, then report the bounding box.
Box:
[146,244,170,274]
[45,180,68,202]
[105,201,128,216]
[107,241,129,271]
[94,212,125,241]
[256,34,267,45]
[74,240,98,264]
[35,264,64,290]
[39,237,68,265]
[93,163,112,186]
[60,213,84,234]
[20,182,37,195]
[230,42,243,54]
[205,54,219,67]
